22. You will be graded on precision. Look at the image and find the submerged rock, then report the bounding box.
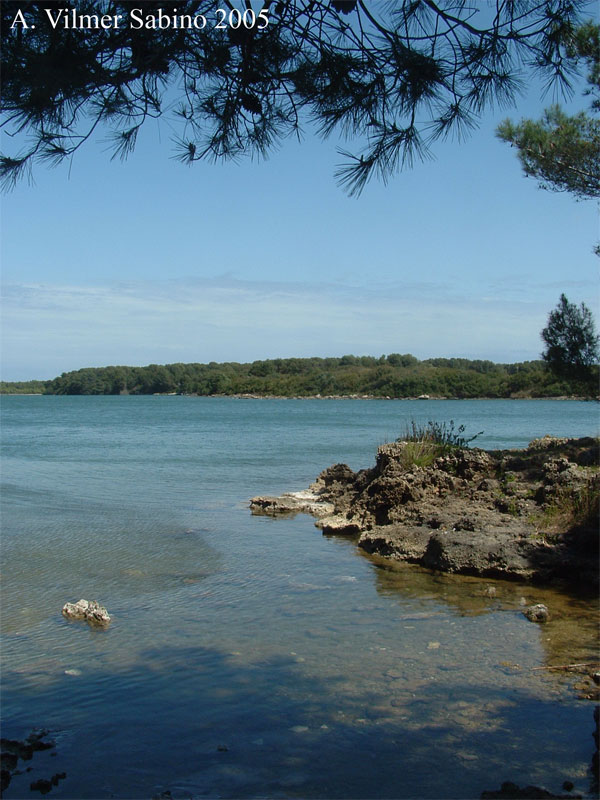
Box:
[0,730,56,795]
[481,781,578,798]
[30,773,66,794]
[62,599,111,626]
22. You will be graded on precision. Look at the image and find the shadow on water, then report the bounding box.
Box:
[3,522,598,800]
[2,635,598,800]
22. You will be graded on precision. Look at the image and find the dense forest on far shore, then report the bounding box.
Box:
[1,355,597,398]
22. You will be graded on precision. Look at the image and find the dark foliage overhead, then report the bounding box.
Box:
[0,0,589,193]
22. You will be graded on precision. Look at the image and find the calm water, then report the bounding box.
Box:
[1,396,599,799]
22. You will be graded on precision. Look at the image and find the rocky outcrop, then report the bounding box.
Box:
[250,436,599,588]
[62,599,111,626]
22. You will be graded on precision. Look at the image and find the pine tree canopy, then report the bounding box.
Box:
[541,294,599,382]
[497,105,600,198]
[0,1,591,194]
[497,21,600,200]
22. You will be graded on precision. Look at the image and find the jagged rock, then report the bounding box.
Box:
[523,603,549,623]
[62,599,91,620]
[310,463,357,492]
[62,599,111,626]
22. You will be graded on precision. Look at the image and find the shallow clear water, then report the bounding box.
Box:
[1,397,598,799]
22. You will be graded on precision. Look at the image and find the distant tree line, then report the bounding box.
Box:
[2,355,596,398]
[0,380,48,394]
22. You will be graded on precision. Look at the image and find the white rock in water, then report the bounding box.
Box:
[85,600,111,624]
[62,599,111,625]
[523,603,549,623]
[62,599,90,619]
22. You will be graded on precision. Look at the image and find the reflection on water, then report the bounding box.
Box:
[1,397,599,798]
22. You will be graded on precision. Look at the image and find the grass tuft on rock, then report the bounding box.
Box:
[396,420,484,468]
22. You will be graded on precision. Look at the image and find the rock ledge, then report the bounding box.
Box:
[250,436,598,588]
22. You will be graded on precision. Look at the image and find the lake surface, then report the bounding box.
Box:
[1,396,599,799]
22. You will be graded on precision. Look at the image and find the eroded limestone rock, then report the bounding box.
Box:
[250,491,334,517]
[316,515,363,535]
[62,599,111,626]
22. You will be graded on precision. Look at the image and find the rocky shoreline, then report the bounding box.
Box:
[250,436,599,591]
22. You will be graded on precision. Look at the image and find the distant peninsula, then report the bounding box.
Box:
[1,355,596,399]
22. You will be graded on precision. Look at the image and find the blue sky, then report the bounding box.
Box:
[1,32,598,380]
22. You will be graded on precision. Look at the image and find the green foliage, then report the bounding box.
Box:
[497,105,600,199]
[387,353,418,368]
[0,380,48,394]
[1,354,594,398]
[395,421,443,467]
[0,1,589,194]
[569,20,600,113]
[395,419,483,468]
[497,22,600,202]
[541,294,599,385]
[395,439,442,469]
